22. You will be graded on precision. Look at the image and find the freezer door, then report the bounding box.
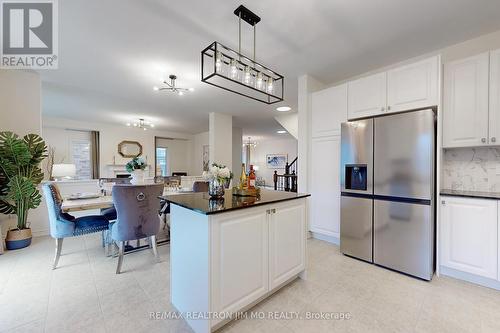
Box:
[340,119,373,194]
[340,195,373,262]
[374,109,434,200]
[373,199,434,280]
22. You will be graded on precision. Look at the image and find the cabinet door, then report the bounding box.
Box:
[310,136,341,238]
[443,53,489,148]
[269,200,306,290]
[440,196,497,279]
[489,49,500,145]
[348,72,387,120]
[211,209,268,317]
[311,83,348,137]
[387,56,439,113]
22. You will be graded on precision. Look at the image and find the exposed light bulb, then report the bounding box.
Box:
[126,123,131,127]
[256,72,264,90]
[215,51,223,72]
[243,66,252,85]
[267,77,274,94]
[229,59,238,79]
[178,91,184,96]
[153,86,159,91]
[133,123,138,127]
[188,88,195,92]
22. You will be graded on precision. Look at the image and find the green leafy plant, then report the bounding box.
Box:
[125,157,147,173]
[0,132,47,230]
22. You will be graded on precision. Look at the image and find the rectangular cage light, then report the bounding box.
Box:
[201,41,284,104]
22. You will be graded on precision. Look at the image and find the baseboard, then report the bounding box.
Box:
[310,232,340,245]
[440,266,500,291]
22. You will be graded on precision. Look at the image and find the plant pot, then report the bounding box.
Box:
[6,228,32,250]
[130,170,145,185]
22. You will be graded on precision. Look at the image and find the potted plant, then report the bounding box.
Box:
[203,163,232,199]
[0,132,47,250]
[126,157,147,184]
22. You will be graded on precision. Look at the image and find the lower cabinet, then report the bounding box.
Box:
[440,196,498,279]
[269,201,306,290]
[210,199,307,320]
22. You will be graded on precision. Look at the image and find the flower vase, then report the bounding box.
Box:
[130,170,145,185]
[208,179,225,199]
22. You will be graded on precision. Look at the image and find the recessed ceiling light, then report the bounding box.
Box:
[276,106,291,112]
[277,130,287,134]
[188,88,195,92]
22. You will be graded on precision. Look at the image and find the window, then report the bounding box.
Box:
[156,147,168,176]
[71,139,92,180]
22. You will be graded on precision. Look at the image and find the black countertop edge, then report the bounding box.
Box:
[161,191,310,215]
[440,189,500,200]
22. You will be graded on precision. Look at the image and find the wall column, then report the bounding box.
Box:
[209,112,233,169]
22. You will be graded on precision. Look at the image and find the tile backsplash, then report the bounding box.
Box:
[443,147,500,192]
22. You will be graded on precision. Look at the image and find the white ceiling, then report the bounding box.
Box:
[41,0,500,139]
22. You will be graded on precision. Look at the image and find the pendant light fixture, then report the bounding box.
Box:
[153,75,194,96]
[201,5,284,104]
[126,118,154,131]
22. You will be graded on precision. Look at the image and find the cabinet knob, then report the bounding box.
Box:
[387,106,391,111]
[381,107,385,112]
[441,200,445,205]
[482,138,486,143]
[492,137,496,143]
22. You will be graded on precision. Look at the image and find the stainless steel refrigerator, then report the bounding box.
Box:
[340,109,435,280]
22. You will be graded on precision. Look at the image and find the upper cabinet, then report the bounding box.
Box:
[347,56,439,120]
[387,56,439,113]
[348,72,387,119]
[490,49,500,144]
[311,83,347,137]
[442,52,492,148]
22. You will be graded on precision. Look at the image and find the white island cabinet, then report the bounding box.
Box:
[167,190,309,333]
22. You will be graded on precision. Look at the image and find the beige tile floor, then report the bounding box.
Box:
[1,235,500,333]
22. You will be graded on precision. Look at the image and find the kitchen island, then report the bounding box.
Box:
[162,189,310,333]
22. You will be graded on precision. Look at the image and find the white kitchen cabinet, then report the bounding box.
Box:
[268,201,306,290]
[311,83,347,137]
[348,72,387,119]
[440,196,498,279]
[387,56,439,113]
[443,52,490,148]
[489,49,500,145]
[211,209,269,316]
[310,136,341,239]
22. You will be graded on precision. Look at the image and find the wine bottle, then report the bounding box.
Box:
[239,163,247,189]
[247,165,256,189]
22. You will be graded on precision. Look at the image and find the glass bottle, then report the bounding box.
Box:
[247,165,256,189]
[239,163,247,190]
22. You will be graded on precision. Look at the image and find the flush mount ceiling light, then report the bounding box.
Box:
[276,106,291,112]
[126,118,155,131]
[201,5,284,104]
[153,75,194,96]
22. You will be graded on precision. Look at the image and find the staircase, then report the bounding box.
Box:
[273,157,297,192]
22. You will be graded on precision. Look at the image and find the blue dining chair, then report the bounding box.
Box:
[43,183,110,269]
[110,184,163,274]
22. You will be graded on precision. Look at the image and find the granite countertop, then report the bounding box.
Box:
[161,189,310,215]
[440,189,500,200]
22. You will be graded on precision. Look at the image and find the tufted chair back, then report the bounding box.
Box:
[43,183,76,238]
[111,184,163,242]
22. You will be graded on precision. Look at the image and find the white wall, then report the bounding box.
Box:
[249,138,298,187]
[209,112,232,168]
[192,131,209,175]
[0,70,43,244]
[42,116,194,177]
[232,128,243,180]
[156,137,192,176]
